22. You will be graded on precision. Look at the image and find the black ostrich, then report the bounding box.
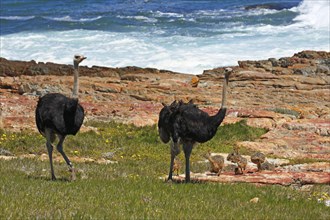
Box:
[35,55,86,180]
[158,68,232,183]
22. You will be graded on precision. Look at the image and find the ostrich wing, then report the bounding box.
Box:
[176,104,218,143]
[36,93,84,136]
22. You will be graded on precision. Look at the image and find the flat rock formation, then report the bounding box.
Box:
[173,170,329,186]
[1,50,329,185]
[172,153,330,186]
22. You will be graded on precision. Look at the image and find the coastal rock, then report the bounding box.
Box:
[120,74,149,82]
[294,50,330,59]
[244,3,298,11]
[0,50,329,164]
[173,170,330,185]
[190,76,199,87]
[246,118,275,130]
[0,58,174,78]
[282,119,330,136]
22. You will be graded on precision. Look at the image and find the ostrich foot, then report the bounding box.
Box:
[166,179,174,184]
[166,176,174,182]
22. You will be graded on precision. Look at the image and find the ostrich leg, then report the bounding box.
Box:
[257,163,262,171]
[57,135,76,180]
[45,129,56,180]
[183,142,193,183]
[168,141,180,181]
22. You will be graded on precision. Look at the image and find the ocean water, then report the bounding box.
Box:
[0,0,329,74]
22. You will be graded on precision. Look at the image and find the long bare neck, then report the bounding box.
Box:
[209,73,229,128]
[72,62,79,98]
[220,74,229,109]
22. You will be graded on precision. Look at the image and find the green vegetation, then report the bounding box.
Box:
[0,121,329,219]
[268,107,301,118]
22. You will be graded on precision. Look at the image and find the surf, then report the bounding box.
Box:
[293,0,330,29]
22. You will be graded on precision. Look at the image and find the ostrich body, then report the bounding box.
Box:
[204,151,224,176]
[172,158,182,176]
[250,152,266,171]
[227,152,247,175]
[35,55,86,180]
[260,161,275,171]
[158,68,231,182]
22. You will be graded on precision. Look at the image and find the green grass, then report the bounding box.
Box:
[267,107,301,118]
[0,121,329,219]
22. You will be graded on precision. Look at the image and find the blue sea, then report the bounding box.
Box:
[0,0,329,74]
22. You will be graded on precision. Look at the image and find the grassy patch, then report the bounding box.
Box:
[198,120,267,152]
[267,107,301,118]
[0,121,329,219]
[287,157,328,165]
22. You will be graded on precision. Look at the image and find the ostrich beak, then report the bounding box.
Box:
[79,56,87,63]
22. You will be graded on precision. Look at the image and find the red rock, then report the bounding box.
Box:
[172,170,330,185]
[0,50,329,162]
[236,109,278,119]
[190,76,199,87]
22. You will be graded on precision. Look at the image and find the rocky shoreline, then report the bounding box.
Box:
[0,50,329,163]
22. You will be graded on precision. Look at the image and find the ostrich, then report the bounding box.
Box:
[204,150,224,176]
[250,152,266,171]
[172,157,182,176]
[227,146,247,175]
[227,152,247,175]
[35,55,86,180]
[158,68,232,182]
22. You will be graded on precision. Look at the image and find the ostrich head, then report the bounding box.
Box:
[224,67,232,78]
[73,54,87,66]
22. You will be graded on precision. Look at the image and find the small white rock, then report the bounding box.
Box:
[250,197,259,203]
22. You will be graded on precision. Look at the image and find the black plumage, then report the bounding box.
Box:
[36,93,84,136]
[158,68,232,182]
[36,93,84,135]
[35,55,86,180]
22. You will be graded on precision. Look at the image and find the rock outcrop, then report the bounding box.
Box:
[1,50,329,165]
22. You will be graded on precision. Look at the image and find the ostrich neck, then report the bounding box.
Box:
[72,63,79,98]
[208,157,215,164]
[210,75,229,128]
[220,75,229,109]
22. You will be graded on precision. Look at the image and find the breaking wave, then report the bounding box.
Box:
[293,0,330,29]
[44,16,103,22]
[0,16,35,21]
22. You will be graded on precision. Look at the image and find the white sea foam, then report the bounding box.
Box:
[194,9,226,16]
[0,16,35,21]
[245,8,281,16]
[1,25,329,75]
[117,15,158,23]
[44,16,102,22]
[1,0,329,75]
[293,0,330,29]
[154,11,184,18]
